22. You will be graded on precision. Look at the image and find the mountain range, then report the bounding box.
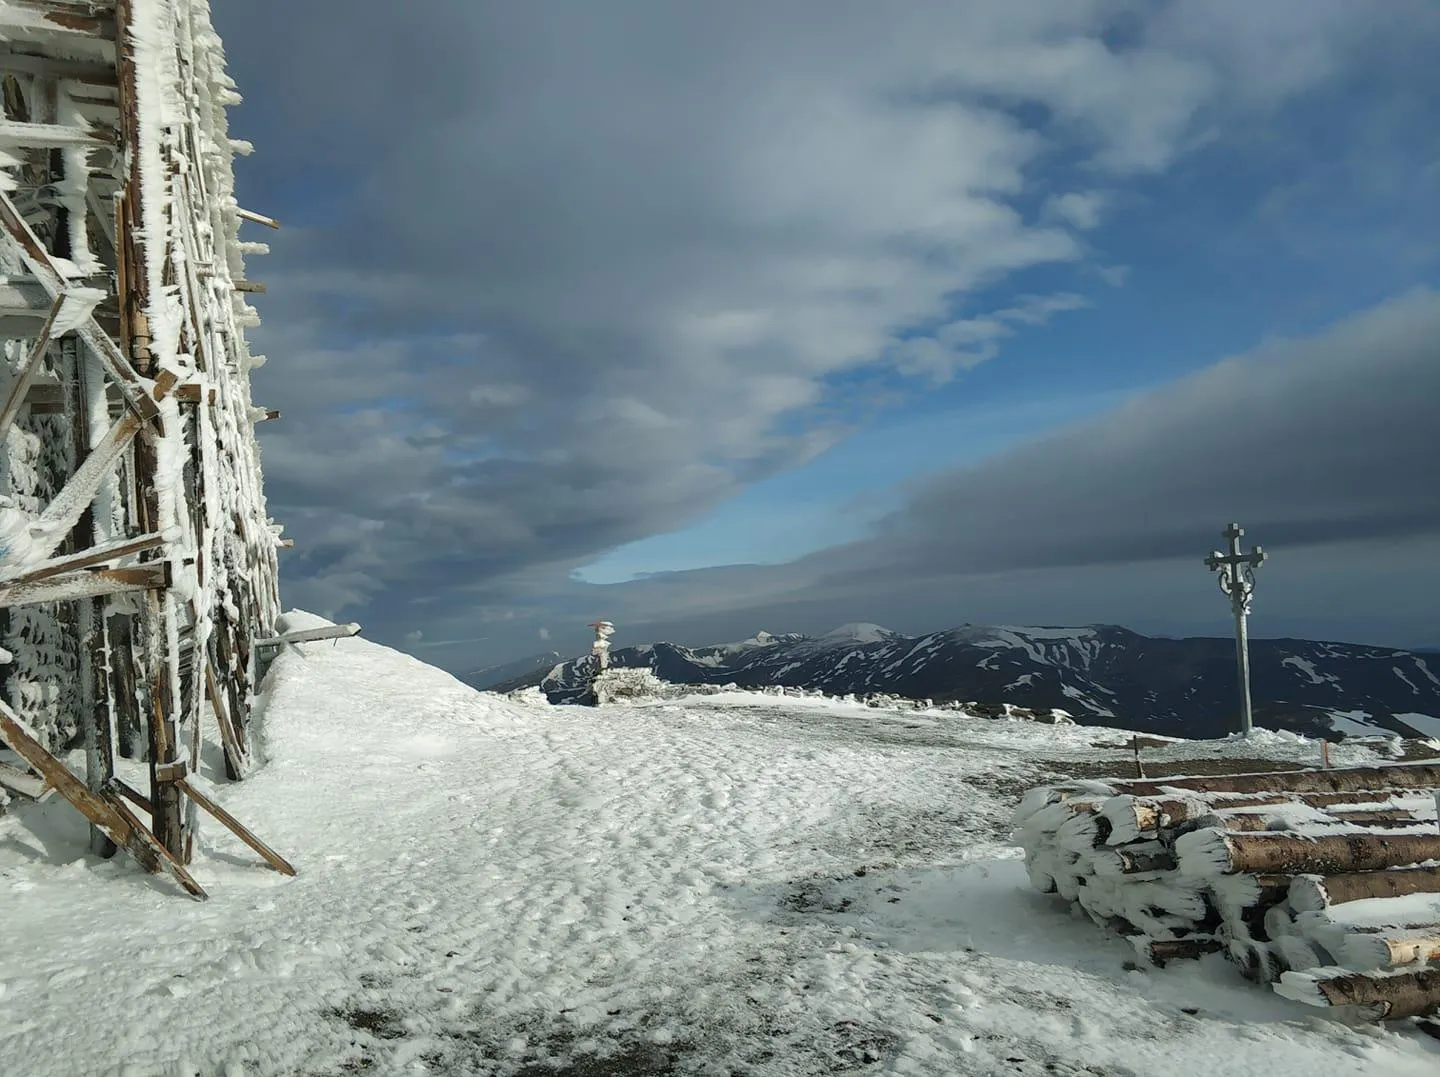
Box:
[474,623,1440,741]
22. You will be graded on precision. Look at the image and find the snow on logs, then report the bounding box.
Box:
[1013,762,1440,1020]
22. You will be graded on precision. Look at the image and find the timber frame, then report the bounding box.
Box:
[0,1,292,897]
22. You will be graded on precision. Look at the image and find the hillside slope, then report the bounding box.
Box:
[0,622,1435,1075]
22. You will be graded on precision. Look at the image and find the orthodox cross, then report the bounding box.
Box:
[1204,523,1267,735]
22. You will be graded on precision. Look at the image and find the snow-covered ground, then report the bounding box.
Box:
[2,626,1438,1076]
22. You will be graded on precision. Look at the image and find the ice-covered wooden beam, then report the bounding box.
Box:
[0,292,63,439]
[254,623,361,649]
[0,0,115,38]
[0,119,114,148]
[0,189,150,412]
[0,759,52,801]
[235,207,280,230]
[0,563,167,607]
[0,698,206,900]
[0,47,117,85]
[0,530,165,587]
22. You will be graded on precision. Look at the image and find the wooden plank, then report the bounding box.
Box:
[176,776,296,876]
[0,119,113,148]
[0,759,52,800]
[235,207,280,230]
[0,531,165,587]
[205,656,249,780]
[0,189,152,414]
[0,563,167,607]
[232,280,266,294]
[0,0,114,37]
[0,47,118,86]
[255,623,361,648]
[101,787,207,899]
[0,293,63,441]
[28,408,148,562]
[107,776,152,815]
[0,697,205,899]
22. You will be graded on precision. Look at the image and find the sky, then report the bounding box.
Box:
[210,1,1440,673]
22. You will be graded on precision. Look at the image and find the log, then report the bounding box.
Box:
[1275,967,1440,1019]
[1056,810,1111,853]
[1306,893,1440,932]
[1100,790,1412,846]
[1112,762,1440,799]
[1264,904,1296,942]
[1272,934,1330,975]
[1288,868,1440,912]
[1135,936,1223,966]
[1176,828,1440,878]
[1343,932,1440,971]
[1096,845,1178,876]
[1207,873,1293,918]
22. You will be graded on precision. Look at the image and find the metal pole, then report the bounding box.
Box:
[1233,597,1253,736]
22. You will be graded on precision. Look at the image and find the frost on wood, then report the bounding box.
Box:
[1015,762,1440,1019]
[0,0,287,885]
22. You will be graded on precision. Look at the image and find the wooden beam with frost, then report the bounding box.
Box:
[0,563,167,607]
[235,207,281,229]
[0,47,118,86]
[0,759,52,801]
[176,776,296,876]
[0,189,150,414]
[0,119,114,148]
[0,531,165,587]
[0,0,116,38]
[0,698,205,899]
[0,293,63,441]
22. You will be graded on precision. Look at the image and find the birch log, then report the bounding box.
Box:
[1176,828,1440,878]
[1289,868,1440,912]
[1276,967,1440,1019]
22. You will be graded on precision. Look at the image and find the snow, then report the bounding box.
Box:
[1395,712,1440,739]
[1,627,1437,1076]
[820,622,897,644]
[1329,709,1386,737]
[1283,655,1338,686]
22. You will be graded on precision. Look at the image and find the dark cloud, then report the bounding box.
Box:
[207,2,1440,663]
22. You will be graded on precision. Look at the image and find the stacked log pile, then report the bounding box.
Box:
[1013,762,1440,1019]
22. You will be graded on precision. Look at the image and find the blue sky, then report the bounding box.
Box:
[212,1,1440,669]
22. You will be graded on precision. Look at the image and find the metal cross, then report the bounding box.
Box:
[1204,523,1267,735]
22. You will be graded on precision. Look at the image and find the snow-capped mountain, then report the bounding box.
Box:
[505,623,1440,739]
[463,650,564,691]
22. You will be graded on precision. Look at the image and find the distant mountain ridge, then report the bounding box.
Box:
[487,623,1440,740]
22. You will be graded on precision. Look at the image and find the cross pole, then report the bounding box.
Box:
[1204,523,1267,735]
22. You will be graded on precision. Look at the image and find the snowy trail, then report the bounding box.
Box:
[0,633,1437,1076]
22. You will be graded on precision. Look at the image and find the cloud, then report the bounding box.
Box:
[208,2,1436,658]
[462,289,1440,656]
[538,628,550,641]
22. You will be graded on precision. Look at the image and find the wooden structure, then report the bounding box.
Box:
[0,0,291,897]
[1015,762,1440,1020]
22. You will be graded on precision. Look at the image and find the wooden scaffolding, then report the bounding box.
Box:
[0,0,291,897]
